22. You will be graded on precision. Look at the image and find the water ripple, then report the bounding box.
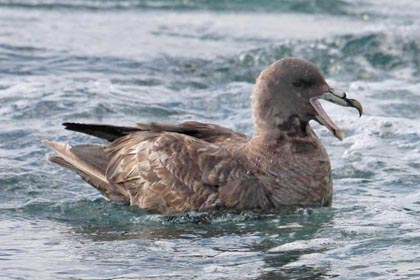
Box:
[1,1,420,279]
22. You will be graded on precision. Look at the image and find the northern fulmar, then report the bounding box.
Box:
[44,57,362,214]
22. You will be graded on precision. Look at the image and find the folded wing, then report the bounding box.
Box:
[105,131,245,213]
[46,121,249,213]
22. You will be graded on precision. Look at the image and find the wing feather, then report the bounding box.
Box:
[104,131,241,213]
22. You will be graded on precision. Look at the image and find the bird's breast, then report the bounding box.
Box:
[242,137,332,207]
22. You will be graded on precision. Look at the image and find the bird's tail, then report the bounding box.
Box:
[43,140,127,202]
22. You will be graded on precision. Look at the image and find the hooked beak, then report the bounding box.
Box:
[310,88,363,141]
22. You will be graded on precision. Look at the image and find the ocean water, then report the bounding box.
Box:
[1,0,420,279]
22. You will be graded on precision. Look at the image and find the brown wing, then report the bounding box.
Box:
[136,121,249,145]
[104,131,247,214]
[64,121,248,145]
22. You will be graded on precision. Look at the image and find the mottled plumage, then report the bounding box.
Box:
[45,57,362,214]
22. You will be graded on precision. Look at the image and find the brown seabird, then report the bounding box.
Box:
[44,57,363,214]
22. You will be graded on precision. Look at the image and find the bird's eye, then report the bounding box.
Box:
[292,79,311,88]
[292,80,304,88]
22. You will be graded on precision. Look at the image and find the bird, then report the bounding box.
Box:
[44,57,363,214]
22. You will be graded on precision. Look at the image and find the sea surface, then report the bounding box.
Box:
[1,1,420,279]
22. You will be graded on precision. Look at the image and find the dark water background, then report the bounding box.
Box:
[1,1,420,279]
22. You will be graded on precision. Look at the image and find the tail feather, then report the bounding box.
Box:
[48,155,75,170]
[69,144,109,174]
[44,140,127,202]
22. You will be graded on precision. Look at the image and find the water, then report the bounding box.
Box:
[1,0,420,279]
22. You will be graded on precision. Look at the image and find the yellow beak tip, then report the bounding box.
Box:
[335,130,344,141]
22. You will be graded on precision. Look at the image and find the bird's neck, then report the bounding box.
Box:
[249,114,313,155]
[253,111,309,138]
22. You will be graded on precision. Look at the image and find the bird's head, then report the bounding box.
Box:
[252,57,363,140]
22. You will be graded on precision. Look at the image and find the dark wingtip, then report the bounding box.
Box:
[62,122,71,128]
[62,122,94,134]
[62,122,81,130]
[60,122,142,141]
